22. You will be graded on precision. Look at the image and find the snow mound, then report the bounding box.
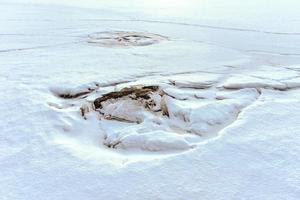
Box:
[283,77,300,88]
[50,82,100,98]
[163,95,256,136]
[94,83,258,151]
[222,75,287,90]
[49,78,259,155]
[246,66,299,80]
[100,98,156,123]
[104,128,192,151]
[163,87,216,100]
[216,88,259,101]
[168,73,221,89]
[87,31,168,47]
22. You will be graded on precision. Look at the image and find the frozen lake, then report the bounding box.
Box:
[1,0,300,199]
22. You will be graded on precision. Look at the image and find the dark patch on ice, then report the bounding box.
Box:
[94,85,160,109]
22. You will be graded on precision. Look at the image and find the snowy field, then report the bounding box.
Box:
[1,0,300,199]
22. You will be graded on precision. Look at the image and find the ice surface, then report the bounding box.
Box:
[1,0,300,199]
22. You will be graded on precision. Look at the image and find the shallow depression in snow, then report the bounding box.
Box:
[87,31,168,47]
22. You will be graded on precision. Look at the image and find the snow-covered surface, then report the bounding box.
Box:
[1,0,300,199]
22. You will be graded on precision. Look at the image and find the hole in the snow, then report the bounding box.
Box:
[87,31,168,47]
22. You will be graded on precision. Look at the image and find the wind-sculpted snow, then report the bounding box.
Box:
[46,65,300,158]
[222,75,288,90]
[47,64,300,157]
[221,68,300,90]
[104,129,192,151]
[168,73,221,89]
[2,1,300,199]
[48,73,261,156]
